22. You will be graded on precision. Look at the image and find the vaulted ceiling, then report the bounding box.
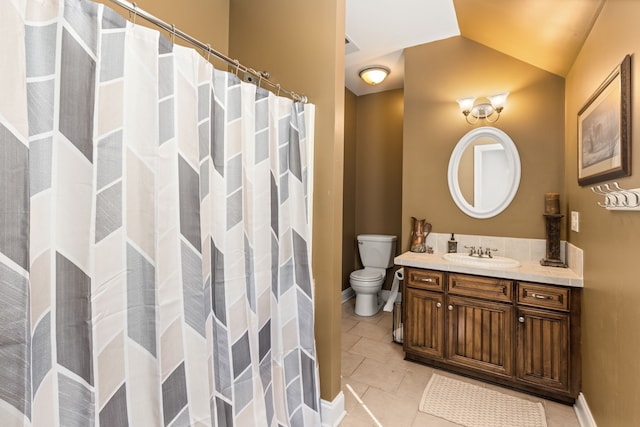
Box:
[345,0,605,96]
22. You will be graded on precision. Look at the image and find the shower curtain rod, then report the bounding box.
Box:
[108,0,308,103]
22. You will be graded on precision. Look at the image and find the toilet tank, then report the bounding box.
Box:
[357,234,397,269]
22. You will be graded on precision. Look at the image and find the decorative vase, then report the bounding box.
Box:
[410,217,431,253]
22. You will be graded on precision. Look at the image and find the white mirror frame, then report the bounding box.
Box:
[447,126,521,219]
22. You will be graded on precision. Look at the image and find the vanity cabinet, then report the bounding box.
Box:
[403,267,581,403]
[403,269,445,358]
[515,282,581,395]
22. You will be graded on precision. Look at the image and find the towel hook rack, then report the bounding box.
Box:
[590,181,640,210]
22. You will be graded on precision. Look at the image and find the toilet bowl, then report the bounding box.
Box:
[350,267,386,316]
[350,234,397,316]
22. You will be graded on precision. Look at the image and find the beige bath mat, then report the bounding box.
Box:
[419,374,548,427]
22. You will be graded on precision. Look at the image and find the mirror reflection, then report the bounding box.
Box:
[448,127,520,218]
[458,137,510,209]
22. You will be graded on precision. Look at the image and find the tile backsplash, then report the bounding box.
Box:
[424,233,583,277]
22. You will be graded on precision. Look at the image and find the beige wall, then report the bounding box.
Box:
[354,89,404,289]
[355,90,404,239]
[565,1,640,425]
[342,89,404,291]
[343,89,357,291]
[229,1,346,402]
[403,36,565,248]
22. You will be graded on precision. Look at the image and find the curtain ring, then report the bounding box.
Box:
[205,44,211,62]
[276,84,281,96]
[258,73,263,88]
[234,59,240,77]
[130,2,138,25]
[170,24,176,44]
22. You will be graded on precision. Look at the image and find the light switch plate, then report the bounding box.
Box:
[571,211,580,232]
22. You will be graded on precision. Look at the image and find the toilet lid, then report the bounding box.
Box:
[350,269,384,282]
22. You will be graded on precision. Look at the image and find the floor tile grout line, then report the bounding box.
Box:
[345,383,384,427]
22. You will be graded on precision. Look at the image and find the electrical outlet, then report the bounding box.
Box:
[571,211,580,232]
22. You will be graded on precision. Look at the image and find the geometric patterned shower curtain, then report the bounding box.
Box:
[0,0,320,426]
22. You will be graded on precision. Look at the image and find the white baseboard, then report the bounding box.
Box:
[321,391,346,427]
[341,287,354,303]
[574,392,597,427]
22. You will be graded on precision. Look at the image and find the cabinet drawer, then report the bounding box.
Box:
[447,273,512,302]
[517,282,570,312]
[406,268,444,291]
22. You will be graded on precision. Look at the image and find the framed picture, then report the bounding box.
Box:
[577,54,631,186]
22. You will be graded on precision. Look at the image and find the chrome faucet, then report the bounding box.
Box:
[464,245,498,258]
[480,247,499,258]
[485,248,497,258]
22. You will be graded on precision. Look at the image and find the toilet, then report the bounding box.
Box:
[350,234,397,316]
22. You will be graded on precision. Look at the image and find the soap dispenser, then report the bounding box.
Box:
[448,233,458,253]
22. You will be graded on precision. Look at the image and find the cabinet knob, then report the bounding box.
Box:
[448,305,453,311]
[436,302,442,308]
[518,316,525,323]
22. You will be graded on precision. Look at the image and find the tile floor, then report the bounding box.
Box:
[340,297,581,427]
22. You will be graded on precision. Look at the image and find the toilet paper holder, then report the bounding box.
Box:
[385,268,404,344]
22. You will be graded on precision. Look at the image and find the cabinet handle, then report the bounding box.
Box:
[436,302,442,308]
[448,305,453,311]
[518,316,525,323]
[418,277,434,283]
[531,293,553,300]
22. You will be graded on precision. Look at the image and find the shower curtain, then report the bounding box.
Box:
[0,0,320,426]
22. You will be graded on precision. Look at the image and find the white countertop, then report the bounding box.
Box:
[394,251,583,288]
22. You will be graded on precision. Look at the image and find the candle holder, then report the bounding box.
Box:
[545,192,560,214]
[540,213,567,268]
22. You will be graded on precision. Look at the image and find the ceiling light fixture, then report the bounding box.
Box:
[456,92,509,124]
[359,66,390,85]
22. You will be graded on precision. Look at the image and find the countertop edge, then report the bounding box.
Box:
[394,252,584,288]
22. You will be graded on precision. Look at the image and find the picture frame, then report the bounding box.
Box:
[577,54,631,186]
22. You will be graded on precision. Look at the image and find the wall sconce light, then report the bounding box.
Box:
[456,92,509,124]
[359,66,390,85]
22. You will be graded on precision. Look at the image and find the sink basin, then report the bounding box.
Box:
[443,252,521,269]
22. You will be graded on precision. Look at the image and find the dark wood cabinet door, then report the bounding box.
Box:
[447,295,513,377]
[404,287,445,359]
[516,307,569,391]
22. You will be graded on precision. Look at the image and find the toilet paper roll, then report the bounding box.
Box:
[383,268,404,312]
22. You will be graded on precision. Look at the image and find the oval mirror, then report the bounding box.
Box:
[447,126,521,218]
